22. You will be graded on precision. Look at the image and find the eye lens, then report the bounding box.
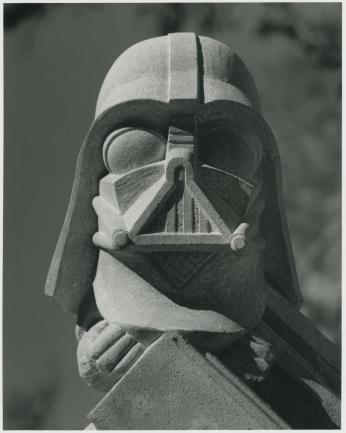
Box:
[199,126,262,180]
[103,128,166,174]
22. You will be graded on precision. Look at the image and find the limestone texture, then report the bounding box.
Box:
[46,33,301,323]
[45,32,340,430]
[88,334,288,430]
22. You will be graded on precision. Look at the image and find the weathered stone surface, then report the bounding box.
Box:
[88,333,288,430]
[45,32,341,430]
[46,33,301,321]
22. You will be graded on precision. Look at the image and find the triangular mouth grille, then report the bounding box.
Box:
[140,181,219,235]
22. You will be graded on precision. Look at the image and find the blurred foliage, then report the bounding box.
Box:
[3,365,61,429]
[257,4,341,71]
[137,3,341,71]
[4,4,49,30]
[136,3,236,34]
[3,3,104,32]
[254,4,341,347]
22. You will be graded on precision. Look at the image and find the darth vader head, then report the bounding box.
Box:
[46,33,301,339]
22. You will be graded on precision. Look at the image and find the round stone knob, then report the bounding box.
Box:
[229,222,249,252]
[230,234,246,251]
[112,229,129,248]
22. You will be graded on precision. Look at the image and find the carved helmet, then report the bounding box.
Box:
[46,33,301,325]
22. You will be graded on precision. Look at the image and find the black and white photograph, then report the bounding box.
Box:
[3,2,341,429]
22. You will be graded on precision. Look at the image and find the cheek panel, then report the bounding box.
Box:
[198,126,262,181]
[103,128,166,174]
[196,167,250,231]
[115,165,165,214]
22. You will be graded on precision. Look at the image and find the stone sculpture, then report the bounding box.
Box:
[46,33,340,429]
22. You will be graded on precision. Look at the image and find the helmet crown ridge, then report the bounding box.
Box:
[95,33,261,118]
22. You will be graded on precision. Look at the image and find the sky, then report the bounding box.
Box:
[4,3,341,429]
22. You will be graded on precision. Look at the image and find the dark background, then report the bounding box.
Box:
[4,3,341,429]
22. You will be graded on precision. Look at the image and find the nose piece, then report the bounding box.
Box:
[166,148,194,181]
